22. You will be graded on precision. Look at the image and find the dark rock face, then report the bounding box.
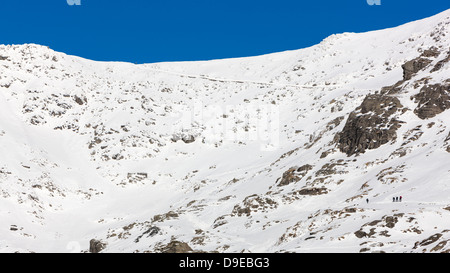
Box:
[89,239,107,253]
[337,94,404,156]
[412,83,450,119]
[354,229,376,239]
[401,47,439,80]
[402,58,432,80]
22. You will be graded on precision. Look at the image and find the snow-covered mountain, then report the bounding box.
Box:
[1,9,449,253]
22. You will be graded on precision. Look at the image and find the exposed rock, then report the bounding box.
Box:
[354,230,366,238]
[297,164,313,173]
[171,134,196,144]
[152,211,179,222]
[359,247,371,252]
[384,216,398,228]
[158,240,193,253]
[414,233,443,249]
[127,172,148,184]
[412,83,450,119]
[135,226,160,243]
[276,164,313,187]
[430,50,450,72]
[182,135,195,144]
[212,215,229,229]
[297,187,328,196]
[401,48,438,80]
[421,47,441,58]
[380,80,405,95]
[354,228,376,238]
[278,167,300,186]
[74,95,87,105]
[89,239,107,253]
[402,58,432,80]
[232,194,278,216]
[160,87,172,93]
[355,214,403,240]
[337,94,404,156]
[315,161,347,177]
[431,240,448,252]
[143,226,160,237]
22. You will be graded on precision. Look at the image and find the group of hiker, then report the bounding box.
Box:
[365,196,403,203]
[393,196,403,202]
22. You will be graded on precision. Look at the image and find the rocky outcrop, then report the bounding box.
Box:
[297,187,328,196]
[414,233,442,249]
[158,240,193,253]
[135,226,160,243]
[412,83,450,119]
[431,49,450,73]
[337,47,446,156]
[89,239,107,253]
[278,167,300,187]
[277,164,312,187]
[232,194,278,216]
[401,47,439,80]
[337,94,404,156]
[126,172,148,184]
[152,211,179,222]
[74,95,87,106]
[402,58,432,80]
[171,134,196,144]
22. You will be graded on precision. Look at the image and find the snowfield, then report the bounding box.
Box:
[0,9,449,253]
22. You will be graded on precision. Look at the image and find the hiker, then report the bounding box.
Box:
[366,198,369,204]
[393,197,396,202]
[400,196,402,202]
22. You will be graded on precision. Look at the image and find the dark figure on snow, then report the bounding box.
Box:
[366,198,369,204]
[393,197,396,202]
[400,196,402,202]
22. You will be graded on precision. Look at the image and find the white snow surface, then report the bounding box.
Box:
[0,9,449,253]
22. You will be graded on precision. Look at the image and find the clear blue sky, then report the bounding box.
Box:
[1,0,449,63]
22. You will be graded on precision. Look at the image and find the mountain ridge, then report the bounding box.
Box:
[0,9,449,253]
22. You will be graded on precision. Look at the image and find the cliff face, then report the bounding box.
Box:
[0,10,450,253]
[337,93,404,156]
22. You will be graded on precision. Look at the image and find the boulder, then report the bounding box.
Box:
[89,239,107,253]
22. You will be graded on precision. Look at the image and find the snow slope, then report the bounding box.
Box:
[0,9,449,253]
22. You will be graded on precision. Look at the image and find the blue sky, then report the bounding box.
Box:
[1,0,449,63]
